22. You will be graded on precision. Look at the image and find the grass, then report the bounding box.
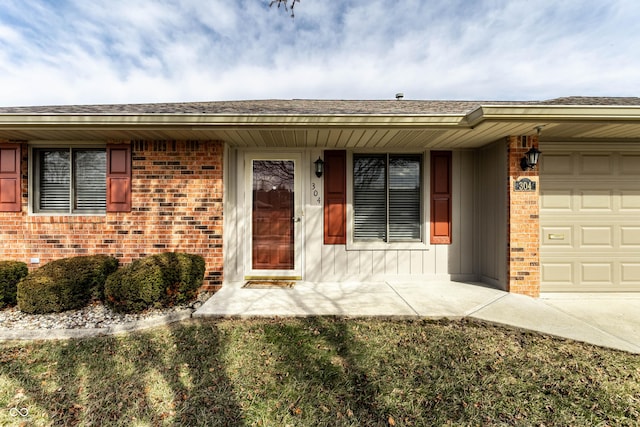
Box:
[1,318,639,426]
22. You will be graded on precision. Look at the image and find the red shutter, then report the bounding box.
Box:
[324,150,346,244]
[0,144,21,212]
[430,151,452,244]
[107,144,132,212]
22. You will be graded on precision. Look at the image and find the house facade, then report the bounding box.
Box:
[1,97,639,297]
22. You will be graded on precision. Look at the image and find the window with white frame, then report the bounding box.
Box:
[353,153,422,242]
[32,147,107,214]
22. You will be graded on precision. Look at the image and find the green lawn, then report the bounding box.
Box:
[1,318,639,426]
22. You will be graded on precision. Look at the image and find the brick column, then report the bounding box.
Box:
[507,135,540,297]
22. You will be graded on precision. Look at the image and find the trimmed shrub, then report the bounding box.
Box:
[17,255,119,314]
[105,252,205,313]
[0,261,29,308]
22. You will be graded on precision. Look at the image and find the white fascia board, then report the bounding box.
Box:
[0,113,468,129]
[467,105,640,127]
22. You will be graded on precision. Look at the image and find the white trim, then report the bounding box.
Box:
[0,113,467,128]
[26,141,107,147]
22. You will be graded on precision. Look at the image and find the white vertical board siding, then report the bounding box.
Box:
[305,149,324,280]
[225,148,480,284]
[397,250,412,275]
[372,251,387,275]
[313,149,477,282]
[410,250,424,274]
[474,141,508,289]
[223,146,243,281]
[347,250,360,276]
[458,151,477,276]
[320,244,336,278]
[448,151,476,279]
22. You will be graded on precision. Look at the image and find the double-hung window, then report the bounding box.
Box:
[353,153,422,242]
[33,147,107,214]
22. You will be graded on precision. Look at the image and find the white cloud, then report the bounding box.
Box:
[0,0,638,106]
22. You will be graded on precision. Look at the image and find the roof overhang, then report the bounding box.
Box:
[1,103,640,149]
[469,105,640,124]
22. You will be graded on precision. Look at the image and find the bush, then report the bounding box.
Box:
[0,261,29,308]
[17,255,119,314]
[105,252,205,313]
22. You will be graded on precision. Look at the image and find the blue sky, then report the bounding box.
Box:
[0,0,638,106]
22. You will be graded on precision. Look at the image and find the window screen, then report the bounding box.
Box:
[35,148,106,214]
[74,150,107,211]
[353,154,422,242]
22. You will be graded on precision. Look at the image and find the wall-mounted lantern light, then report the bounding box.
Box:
[520,146,541,171]
[314,157,324,177]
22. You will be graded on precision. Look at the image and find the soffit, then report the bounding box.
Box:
[1,120,639,149]
[0,121,534,149]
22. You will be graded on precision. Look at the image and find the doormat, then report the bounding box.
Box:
[243,280,296,289]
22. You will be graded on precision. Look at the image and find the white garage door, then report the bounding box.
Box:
[540,143,640,292]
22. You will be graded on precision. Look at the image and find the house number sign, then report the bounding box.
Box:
[311,182,322,206]
[514,178,536,192]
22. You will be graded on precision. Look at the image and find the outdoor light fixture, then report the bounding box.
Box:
[314,157,324,177]
[520,146,541,171]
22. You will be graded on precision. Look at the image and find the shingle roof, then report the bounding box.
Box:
[537,96,640,106]
[0,97,637,115]
[0,99,513,115]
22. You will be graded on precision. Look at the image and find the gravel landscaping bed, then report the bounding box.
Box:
[0,292,213,330]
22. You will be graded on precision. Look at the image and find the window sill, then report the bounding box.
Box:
[346,240,429,251]
[29,212,107,217]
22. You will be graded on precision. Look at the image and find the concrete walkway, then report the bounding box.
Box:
[194,280,640,354]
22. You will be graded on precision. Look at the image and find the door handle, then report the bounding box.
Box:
[292,217,301,222]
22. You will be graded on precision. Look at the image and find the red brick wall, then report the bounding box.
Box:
[0,140,224,291]
[507,135,540,297]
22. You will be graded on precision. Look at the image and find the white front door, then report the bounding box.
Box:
[244,153,303,278]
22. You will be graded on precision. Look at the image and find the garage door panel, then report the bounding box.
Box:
[541,154,574,174]
[621,227,640,246]
[621,155,640,175]
[580,226,613,247]
[621,263,640,284]
[540,144,640,292]
[540,189,572,210]
[621,191,640,209]
[581,263,613,284]
[579,191,612,210]
[541,262,574,284]
[580,154,613,175]
[542,259,640,292]
[542,226,572,246]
